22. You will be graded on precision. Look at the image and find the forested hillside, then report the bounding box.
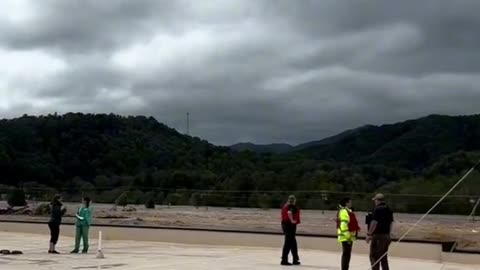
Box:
[0,113,479,214]
[295,115,480,170]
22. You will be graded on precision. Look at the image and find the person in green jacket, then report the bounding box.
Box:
[337,197,360,270]
[71,197,92,254]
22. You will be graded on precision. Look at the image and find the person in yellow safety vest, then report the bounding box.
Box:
[336,197,360,270]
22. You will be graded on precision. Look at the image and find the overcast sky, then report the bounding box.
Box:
[1,0,480,145]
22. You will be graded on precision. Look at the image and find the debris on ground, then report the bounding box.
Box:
[122,206,137,212]
[0,250,23,255]
[0,206,32,215]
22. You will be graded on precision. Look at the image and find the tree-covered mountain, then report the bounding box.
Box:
[292,125,374,151]
[295,114,480,170]
[229,127,369,154]
[230,114,480,171]
[0,113,227,187]
[0,113,479,214]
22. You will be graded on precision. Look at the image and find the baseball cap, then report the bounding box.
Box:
[372,193,385,201]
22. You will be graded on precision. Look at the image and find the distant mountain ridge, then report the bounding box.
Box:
[229,125,373,153]
[230,114,480,170]
[295,114,480,169]
[292,125,374,151]
[229,143,293,154]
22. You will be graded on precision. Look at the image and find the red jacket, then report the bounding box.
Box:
[281,204,301,224]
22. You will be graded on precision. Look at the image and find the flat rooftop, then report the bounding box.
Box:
[0,232,474,270]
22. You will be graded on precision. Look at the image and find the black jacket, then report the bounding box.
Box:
[49,202,66,224]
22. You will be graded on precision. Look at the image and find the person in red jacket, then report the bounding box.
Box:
[281,195,301,266]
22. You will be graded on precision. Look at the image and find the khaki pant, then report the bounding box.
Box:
[369,234,391,270]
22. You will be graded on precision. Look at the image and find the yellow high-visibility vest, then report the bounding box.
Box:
[337,207,356,243]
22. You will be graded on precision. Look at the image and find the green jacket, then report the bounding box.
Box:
[337,207,356,243]
[75,206,92,227]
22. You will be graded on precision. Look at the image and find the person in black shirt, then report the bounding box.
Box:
[48,194,67,254]
[366,193,393,270]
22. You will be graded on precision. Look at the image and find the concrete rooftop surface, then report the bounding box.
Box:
[0,232,476,270]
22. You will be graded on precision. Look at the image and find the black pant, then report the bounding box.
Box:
[281,223,299,262]
[341,241,353,270]
[49,222,60,245]
[370,234,391,270]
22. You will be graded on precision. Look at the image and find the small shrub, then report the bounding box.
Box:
[128,190,144,204]
[145,197,155,209]
[190,193,202,208]
[115,192,129,208]
[258,194,272,210]
[164,193,189,205]
[101,187,128,204]
[7,188,27,207]
[34,203,50,216]
[155,192,165,205]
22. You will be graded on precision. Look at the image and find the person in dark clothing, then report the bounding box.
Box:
[366,193,394,270]
[280,195,301,266]
[48,194,67,254]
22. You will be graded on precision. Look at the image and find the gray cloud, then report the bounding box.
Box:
[1,0,480,145]
[0,0,176,53]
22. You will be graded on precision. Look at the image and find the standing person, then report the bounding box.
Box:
[71,197,92,254]
[280,195,301,266]
[337,197,360,270]
[366,194,394,270]
[48,194,67,254]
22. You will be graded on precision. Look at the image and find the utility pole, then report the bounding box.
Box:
[321,191,328,214]
[470,197,480,222]
[186,112,190,136]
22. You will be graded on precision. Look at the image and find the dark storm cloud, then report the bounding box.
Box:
[1,0,480,145]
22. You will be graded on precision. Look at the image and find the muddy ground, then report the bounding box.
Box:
[1,202,479,251]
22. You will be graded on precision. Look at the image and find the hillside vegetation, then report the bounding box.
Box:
[296,115,480,170]
[0,113,479,214]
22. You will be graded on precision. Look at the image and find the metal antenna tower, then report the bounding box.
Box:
[186,112,190,135]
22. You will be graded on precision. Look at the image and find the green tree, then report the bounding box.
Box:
[94,175,111,192]
[155,192,165,205]
[145,197,155,209]
[99,187,127,204]
[164,192,190,205]
[190,193,203,208]
[128,190,145,204]
[115,192,129,208]
[7,188,27,207]
[144,191,156,209]
[258,193,272,209]
[34,203,50,216]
